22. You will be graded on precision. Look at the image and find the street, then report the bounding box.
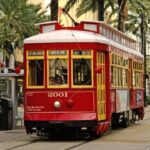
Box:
[1,0,150,150]
[0,106,150,150]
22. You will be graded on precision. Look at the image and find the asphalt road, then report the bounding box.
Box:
[0,106,150,150]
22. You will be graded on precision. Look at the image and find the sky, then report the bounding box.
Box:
[45,0,51,14]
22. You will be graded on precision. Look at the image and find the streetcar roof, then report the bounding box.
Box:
[24,29,143,58]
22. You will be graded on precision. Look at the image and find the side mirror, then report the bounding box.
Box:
[95,66,102,74]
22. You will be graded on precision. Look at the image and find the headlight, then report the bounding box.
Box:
[53,101,61,109]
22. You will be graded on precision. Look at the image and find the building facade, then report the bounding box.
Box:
[58,0,98,26]
[28,0,45,9]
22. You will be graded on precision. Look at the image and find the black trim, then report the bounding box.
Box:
[25,120,97,128]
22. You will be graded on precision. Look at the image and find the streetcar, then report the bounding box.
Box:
[24,21,144,137]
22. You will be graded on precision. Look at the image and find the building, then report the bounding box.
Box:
[58,0,98,26]
[28,0,45,9]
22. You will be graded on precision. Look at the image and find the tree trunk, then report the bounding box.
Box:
[98,0,105,21]
[50,0,58,21]
[117,0,128,32]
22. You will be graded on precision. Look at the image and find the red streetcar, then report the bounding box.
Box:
[24,21,144,137]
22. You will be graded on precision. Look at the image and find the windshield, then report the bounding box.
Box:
[26,50,44,88]
[28,60,44,86]
[48,50,68,87]
[49,58,68,85]
[72,50,93,87]
[26,50,93,88]
[73,59,91,85]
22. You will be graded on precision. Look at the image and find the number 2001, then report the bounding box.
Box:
[48,92,68,98]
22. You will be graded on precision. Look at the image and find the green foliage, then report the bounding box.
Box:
[64,0,116,21]
[64,0,80,12]
[65,0,150,33]
[0,0,49,52]
[126,0,150,36]
[146,96,150,105]
[76,0,98,18]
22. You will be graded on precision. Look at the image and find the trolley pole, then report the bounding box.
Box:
[140,13,147,107]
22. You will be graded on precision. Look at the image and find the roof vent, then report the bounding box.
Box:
[42,24,55,33]
[83,23,97,32]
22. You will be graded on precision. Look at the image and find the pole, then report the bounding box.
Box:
[98,0,104,21]
[62,8,79,26]
[11,77,17,128]
[144,35,147,107]
[141,14,147,107]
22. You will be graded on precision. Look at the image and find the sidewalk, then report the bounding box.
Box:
[144,105,150,120]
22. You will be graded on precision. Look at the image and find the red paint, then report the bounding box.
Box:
[96,122,109,135]
[66,99,74,107]
[24,43,108,51]
[105,52,111,121]
[24,91,95,113]
[130,89,144,109]
[95,66,102,74]
[25,112,96,121]
[15,67,20,74]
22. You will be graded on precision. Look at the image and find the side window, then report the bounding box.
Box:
[111,53,128,88]
[132,61,143,88]
[47,50,69,87]
[27,51,44,88]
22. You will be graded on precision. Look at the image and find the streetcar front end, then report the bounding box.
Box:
[24,48,98,137]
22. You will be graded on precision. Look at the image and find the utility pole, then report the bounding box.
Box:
[140,13,147,106]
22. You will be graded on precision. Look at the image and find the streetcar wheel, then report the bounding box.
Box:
[122,117,130,128]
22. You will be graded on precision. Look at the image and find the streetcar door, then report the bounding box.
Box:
[96,52,106,121]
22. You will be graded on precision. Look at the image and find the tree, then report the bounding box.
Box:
[64,0,116,21]
[117,0,128,32]
[64,0,149,32]
[0,0,47,52]
[50,0,58,21]
[126,0,150,35]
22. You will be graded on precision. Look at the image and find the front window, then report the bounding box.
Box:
[72,50,93,87]
[27,50,44,88]
[73,59,91,85]
[47,50,68,87]
[28,60,44,86]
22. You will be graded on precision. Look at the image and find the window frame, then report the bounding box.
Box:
[111,53,128,88]
[26,50,45,89]
[132,61,144,88]
[47,50,69,89]
[71,50,94,88]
